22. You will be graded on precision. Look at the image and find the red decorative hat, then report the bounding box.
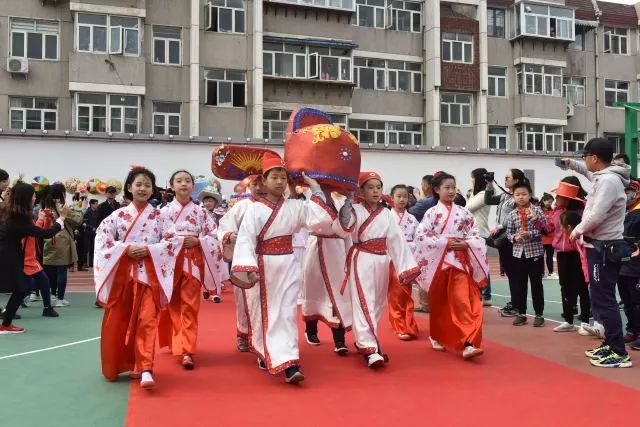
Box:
[359,171,383,187]
[554,182,584,202]
[262,152,286,175]
[284,108,361,194]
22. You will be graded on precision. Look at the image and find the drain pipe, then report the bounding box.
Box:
[190,0,200,136]
[252,0,263,138]
[591,0,602,136]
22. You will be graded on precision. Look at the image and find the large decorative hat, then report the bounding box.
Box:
[63,178,82,194]
[32,176,49,193]
[262,152,286,174]
[86,178,101,195]
[284,108,361,193]
[211,145,280,181]
[554,182,584,202]
[359,171,383,187]
[198,185,223,203]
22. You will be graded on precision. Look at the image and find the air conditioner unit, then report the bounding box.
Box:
[566,104,575,117]
[7,57,29,75]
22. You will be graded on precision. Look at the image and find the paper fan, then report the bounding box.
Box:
[211,145,278,181]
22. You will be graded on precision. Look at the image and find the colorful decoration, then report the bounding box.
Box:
[86,178,102,195]
[191,177,209,200]
[284,108,361,193]
[96,182,107,195]
[211,145,279,181]
[106,179,123,195]
[63,178,82,194]
[32,176,49,193]
[206,177,222,193]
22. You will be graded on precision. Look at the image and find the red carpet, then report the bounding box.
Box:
[127,289,640,427]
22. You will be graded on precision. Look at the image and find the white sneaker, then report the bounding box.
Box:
[59,299,70,306]
[22,296,30,307]
[578,323,592,336]
[581,321,605,339]
[50,296,58,305]
[212,295,222,303]
[553,322,577,332]
[140,371,155,389]
[30,293,41,302]
[429,336,445,351]
[547,273,559,279]
[54,299,69,307]
[367,353,385,368]
[462,345,484,360]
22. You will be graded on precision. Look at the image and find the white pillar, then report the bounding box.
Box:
[477,0,488,149]
[252,0,264,138]
[189,0,200,136]
[425,0,441,147]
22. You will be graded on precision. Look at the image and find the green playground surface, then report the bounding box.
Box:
[0,280,623,427]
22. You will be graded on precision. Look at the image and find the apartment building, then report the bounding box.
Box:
[0,0,639,155]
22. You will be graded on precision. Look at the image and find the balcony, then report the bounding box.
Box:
[510,1,575,43]
[265,0,355,13]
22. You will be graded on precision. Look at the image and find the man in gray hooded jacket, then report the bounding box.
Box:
[563,138,632,368]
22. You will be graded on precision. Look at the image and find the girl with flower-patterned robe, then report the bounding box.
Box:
[387,207,420,339]
[333,202,420,362]
[157,199,220,360]
[94,202,182,381]
[414,202,489,355]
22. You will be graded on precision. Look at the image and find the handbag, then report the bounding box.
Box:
[486,228,508,249]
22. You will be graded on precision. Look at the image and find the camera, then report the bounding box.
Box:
[483,172,495,182]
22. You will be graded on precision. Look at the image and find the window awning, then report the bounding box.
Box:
[575,19,598,28]
[263,36,358,50]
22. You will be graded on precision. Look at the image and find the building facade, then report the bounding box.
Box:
[0,0,638,155]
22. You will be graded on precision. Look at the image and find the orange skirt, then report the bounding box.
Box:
[428,268,483,352]
[387,263,418,337]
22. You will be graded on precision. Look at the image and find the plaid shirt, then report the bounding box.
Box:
[507,205,547,259]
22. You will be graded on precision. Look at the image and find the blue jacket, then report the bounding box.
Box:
[408,196,436,222]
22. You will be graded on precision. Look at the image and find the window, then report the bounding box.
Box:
[605,80,628,107]
[263,110,291,140]
[348,119,422,145]
[76,93,139,133]
[488,127,508,150]
[9,97,57,130]
[516,64,562,96]
[488,67,506,97]
[563,76,586,106]
[488,8,505,38]
[206,0,245,34]
[153,102,181,135]
[269,0,353,11]
[442,32,473,64]
[569,25,586,51]
[389,1,421,33]
[77,14,140,55]
[516,124,562,152]
[563,132,585,152]
[514,3,574,40]
[153,26,181,65]
[10,19,59,60]
[205,69,246,107]
[263,42,307,79]
[356,0,386,29]
[440,93,472,126]
[354,57,421,92]
[311,46,352,82]
[263,43,352,83]
[603,27,628,55]
[605,133,625,153]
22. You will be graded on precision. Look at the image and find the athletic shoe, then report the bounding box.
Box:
[257,358,267,371]
[533,315,545,327]
[501,308,519,317]
[0,324,25,334]
[553,322,577,332]
[512,315,528,326]
[501,302,513,311]
[212,295,222,303]
[429,336,445,351]
[482,299,493,307]
[397,333,412,341]
[462,345,484,360]
[237,336,250,352]
[624,332,638,343]
[30,293,42,302]
[50,296,58,305]
[367,353,385,369]
[630,338,640,351]
[578,323,593,336]
[547,273,559,279]
[284,366,305,384]
[129,371,141,380]
[585,344,611,359]
[21,296,30,307]
[590,352,632,368]
[42,307,59,318]
[414,305,429,313]
[334,342,349,356]
[140,371,155,389]
[583,322,605,339]
[58,299,70,306]
[181,354,194,370]
[0,310,21,320]
[305,332,321,346]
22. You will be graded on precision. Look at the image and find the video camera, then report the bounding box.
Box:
[483,171,495,182]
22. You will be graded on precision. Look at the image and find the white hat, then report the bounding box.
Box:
[198,186,222,203]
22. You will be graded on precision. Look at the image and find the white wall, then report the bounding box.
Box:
[1,136,589,215]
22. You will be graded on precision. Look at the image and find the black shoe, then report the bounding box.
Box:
[237,336,250,352]
[257,358,267,371]
[305,332,321,346]
[500,308,518,317]
[501,302,513,311]
[334,342,349,356]
[533,315,545,327]
[284,366,305,384]
[0,310,21,320]
[42,307,59,318]
[512,315,528,326]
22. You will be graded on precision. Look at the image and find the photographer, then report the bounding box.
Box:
[484,168,526,317]
[468,168,493,306]
[562,138,632,368]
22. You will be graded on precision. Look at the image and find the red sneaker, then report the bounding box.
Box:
[0,324,25,335]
